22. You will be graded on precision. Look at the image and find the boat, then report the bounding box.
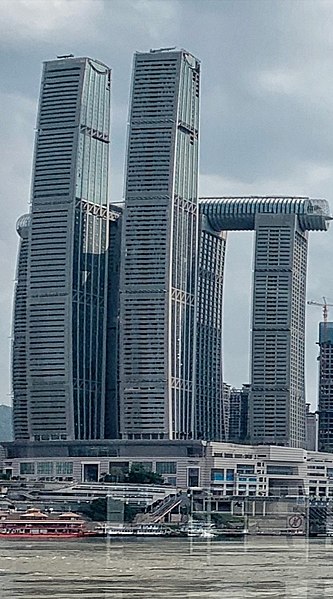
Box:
[185,521,218,538]
[103,526,135,537]
[136,524,172,537]
[101,523,173,537]
[0,508,94,539]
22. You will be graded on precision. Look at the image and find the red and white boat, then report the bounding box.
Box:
[0,507,94,539]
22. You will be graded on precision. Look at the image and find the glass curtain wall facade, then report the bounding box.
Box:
[196,213,227,440]
[105,206,123,440]
[120,49,200,440]
[13,56,111,442]
[228,384,250,443]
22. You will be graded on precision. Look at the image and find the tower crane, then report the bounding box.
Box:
[307,297,333,323]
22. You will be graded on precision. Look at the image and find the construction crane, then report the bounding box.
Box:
[307,297,333,323]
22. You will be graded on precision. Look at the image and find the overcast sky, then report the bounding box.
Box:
[1,0,333,409]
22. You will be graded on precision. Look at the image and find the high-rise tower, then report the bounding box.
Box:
[250,213,308,447]
[120,49,200,440]
[12,215,31,440]
[200,196,330,448]
[318,322,333,452]
[12,56,111,441]
[105,205,123,440]
[196,212,227,440]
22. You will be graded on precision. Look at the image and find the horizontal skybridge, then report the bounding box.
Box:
[199,196,331,231]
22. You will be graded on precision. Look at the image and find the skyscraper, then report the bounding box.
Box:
[199,196,330,448]
[250,212,308,447]
[196,212,227,440]
[12,214,31,439]
[105,205,123,440]
[120,48,200,440]
[318,322,333,452]
[12,56,111,441]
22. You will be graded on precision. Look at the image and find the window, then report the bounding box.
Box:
[131,462,153,472]
[237,464,255,474]
[211,469,224,483]
[55,462,73,476]
[266,465,295,475]
[109,462,129,482]
[20,462,35,475]
[188,467,200,487]
[37,462,54,476]
[156,462,177,475]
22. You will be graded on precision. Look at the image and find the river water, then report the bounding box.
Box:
[1,536,333,598]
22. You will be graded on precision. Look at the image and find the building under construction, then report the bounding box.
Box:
[318,322,333,452]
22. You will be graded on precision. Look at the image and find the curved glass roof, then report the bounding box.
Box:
[199,196,331,231]
[16,214,31,239]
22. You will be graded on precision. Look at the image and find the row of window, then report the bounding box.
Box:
[20,461,73,475]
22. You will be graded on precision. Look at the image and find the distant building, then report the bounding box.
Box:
[318,322,333,452]
[306,403,318,452]
[12,56,111,442]
[223,383,231,440]
[0,406,13,442]
[229,384,250,444]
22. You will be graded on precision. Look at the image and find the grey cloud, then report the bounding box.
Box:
[0,0,332,411]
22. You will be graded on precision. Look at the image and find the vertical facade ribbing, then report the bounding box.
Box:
[12,215,31,439]
[196,213,226,440]
[249,214,307,448]
[318,322,333,452]
[105,206,123,439]
[120,49,200,440]
[20,57,111,441]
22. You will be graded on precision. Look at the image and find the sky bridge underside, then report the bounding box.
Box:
[199,196,331,232]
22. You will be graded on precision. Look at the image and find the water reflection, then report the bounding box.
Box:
[1,537,333,598]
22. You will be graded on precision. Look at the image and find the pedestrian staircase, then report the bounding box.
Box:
[135,493,183,524]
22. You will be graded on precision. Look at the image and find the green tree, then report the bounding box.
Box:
[126,465,164,485]
[124,504,142,523]
[82,497,107,521]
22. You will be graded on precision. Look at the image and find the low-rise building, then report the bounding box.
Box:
[3,439,333,500]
